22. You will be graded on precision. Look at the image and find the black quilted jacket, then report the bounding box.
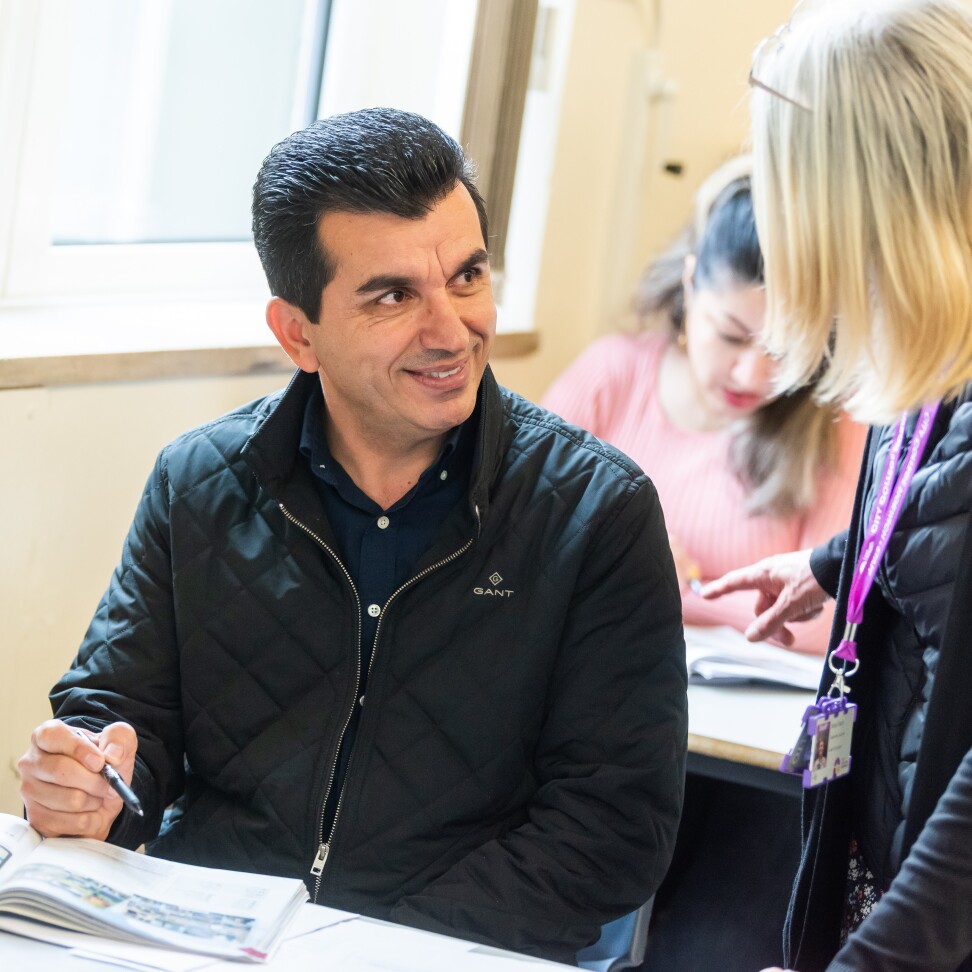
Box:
[51,366,687,962]
[790,393,972,972]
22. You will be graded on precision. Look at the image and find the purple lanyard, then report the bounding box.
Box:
[833,402,940,665]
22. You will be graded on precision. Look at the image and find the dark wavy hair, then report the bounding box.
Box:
[633,162,841,517]
[252,107,488,323]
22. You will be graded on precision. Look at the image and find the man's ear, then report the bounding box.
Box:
[266,297,320,373]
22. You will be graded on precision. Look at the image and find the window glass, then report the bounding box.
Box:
[318,0,476,138]
[1,0,565,331]
[51,0,325,245]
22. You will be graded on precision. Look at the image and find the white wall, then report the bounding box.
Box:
[0,0,793,814]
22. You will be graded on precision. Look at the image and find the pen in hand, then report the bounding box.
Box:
[74,729,144,818]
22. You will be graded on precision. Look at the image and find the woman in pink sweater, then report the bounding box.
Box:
[543,161,865,655]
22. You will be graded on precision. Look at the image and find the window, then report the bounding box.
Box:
[1,0,331,302]
[0,0,573,357]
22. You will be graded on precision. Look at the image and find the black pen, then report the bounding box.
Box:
[74,729,144,817]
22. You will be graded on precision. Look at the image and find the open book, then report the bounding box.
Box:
[0,813,308,962]
[684,625,824,690]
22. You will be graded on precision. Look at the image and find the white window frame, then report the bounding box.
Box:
[0,0,575,381]
[0,0,324,305]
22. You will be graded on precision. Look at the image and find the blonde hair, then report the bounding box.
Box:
[751,0,972,424]
[634,157,842,516]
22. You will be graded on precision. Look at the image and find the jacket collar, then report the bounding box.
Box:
[242,365,509,529]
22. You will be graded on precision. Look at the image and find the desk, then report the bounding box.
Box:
[0,907,569,971]
[687,683,817,795]
[2,685,814,971]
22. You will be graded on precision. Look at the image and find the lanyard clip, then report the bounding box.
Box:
[827,626,860,699]
[832,621,859,663]
[827,669,853,700]
[827,625,861,699]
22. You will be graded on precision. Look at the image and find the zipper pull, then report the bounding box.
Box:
[310,842,330,877]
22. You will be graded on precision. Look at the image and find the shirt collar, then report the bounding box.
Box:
[298,382,467,512]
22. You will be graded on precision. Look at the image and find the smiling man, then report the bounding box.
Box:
[19,109,687,963]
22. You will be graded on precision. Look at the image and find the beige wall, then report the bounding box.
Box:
[496,0,793,402]
[0,0,793,815]
[0,374,286,813]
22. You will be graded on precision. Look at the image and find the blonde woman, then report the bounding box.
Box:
[705,1,972,969]
[543,161,864,654]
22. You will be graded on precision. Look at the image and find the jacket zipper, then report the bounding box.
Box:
[276,502,362,901]
[279,502,480,901]
[366,505,480,680]
[319,507,480,893]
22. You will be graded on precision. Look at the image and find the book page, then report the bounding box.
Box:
[0,815,44,878]
[0,833,307,960]
[0,901,357,971]
[684,625,823,690]
[0,913,216,971]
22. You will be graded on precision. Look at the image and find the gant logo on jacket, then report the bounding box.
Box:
[474,571,515,598]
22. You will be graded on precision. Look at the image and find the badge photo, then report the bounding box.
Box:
[804,699,856,789]
[780,696,857,788]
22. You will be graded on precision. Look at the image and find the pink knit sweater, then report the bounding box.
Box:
[542,332,867,655]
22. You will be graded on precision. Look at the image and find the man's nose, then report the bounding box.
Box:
[420,291,469,352]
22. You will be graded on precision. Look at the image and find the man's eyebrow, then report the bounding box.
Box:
[355,272,415,297]
[354,248,490,297]
[453,248,490,276]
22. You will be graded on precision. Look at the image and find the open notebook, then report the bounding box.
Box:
[0,813,308,963]
[684,625,825,690]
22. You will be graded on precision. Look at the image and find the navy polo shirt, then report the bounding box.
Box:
[298,383,475,834]
[299,384,473,657]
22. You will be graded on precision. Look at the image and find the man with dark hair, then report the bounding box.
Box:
[251,109,489,322]
[19,108,687,963]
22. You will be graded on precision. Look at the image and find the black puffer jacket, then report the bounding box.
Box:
[51,367,687,963]
[790,392,972,972]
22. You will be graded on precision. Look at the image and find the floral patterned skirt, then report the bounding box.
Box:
[840,836,884,944]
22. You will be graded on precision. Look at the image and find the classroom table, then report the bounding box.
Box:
[686,682,818,795]
[0,906,570,971]
[0,682,817,971]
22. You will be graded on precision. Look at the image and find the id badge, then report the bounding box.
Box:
[780,696,856,788]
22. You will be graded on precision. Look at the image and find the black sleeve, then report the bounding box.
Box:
[811,531,848,600]
[49,451,185,850]
[389,477,688,964]
[828,743,972,971]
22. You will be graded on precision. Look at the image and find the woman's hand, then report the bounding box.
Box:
[700,549,831,648]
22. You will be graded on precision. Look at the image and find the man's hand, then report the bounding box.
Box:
[19,719,138,841]
[700,549,831,648]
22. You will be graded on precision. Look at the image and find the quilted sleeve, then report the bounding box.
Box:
[827,743,972,972]
[389,476,687,963]
[49,450,185,850]
[810,530,848,600]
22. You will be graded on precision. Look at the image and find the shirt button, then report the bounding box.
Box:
[367,604,381,618]
[377,515,390,529]
[439,470,448,481]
